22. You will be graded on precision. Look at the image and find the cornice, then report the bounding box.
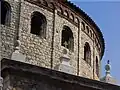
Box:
[2,59,120,90]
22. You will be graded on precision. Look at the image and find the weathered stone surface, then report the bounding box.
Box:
[0,0,103,80]
[55,52,74,74]
[1,59,120,90]
[11,52,26,62]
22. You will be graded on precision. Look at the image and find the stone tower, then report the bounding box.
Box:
[0,0,105,81]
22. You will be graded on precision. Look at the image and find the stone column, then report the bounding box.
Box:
[78,21,82,75]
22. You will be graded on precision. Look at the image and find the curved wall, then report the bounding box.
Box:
[0,0,104,80]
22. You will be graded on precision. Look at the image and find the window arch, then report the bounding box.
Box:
[70,13,74,21]
[96,56,99,77]
[1,1,11,26]
[31,11,47,38]
[86,26,89,33]
[57,7,63,14]
[64,10,69,18]
[61,26,74,51]
[81,22,85,30]
[84,42,91,65]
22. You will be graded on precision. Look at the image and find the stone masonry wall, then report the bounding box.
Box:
[0,0,21,59]
[80,30,93,79]
[53,14,79,75]
[19,1,54,68]
[94,47,101,80]
[0,0,103,80]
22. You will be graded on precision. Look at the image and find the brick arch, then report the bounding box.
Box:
[70,13,74,21]
[64,10,69,18]
[81,22,85,30]
[75,17,79,24]
[89,30,92,37]
[57,6,63,14]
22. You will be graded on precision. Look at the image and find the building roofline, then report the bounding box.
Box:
[2,58,120,90]
[63,0,105,58]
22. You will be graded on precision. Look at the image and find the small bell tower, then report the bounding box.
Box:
[100,60,116,84]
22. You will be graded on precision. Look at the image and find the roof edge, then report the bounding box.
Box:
[63,0,105,59]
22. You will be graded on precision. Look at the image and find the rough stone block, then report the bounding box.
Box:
[58,64,74,74]
[11,52,26,62]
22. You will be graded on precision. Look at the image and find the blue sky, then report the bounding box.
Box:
[69,0,120,84]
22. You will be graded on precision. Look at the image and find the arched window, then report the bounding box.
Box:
[96,56,99,77]
[1,1,11,26]
[84,42,91,65]
[86,26,89,33]
[62,26,74,51]
[81,22,85,30]
[31,11,47,38]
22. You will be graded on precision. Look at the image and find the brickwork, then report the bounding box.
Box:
[0,0,104,80]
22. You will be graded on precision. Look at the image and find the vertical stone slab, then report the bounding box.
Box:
[55,49,74,74]
[11,40,26,62]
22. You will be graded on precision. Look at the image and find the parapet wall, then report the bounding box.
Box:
[2,59,119,90]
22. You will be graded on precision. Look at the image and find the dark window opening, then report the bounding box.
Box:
[1,1,11,26]
[96,56,99,77]
[86,26,89,33]
[31,11,47,38]
[81,22,85,30]
[62,26,74,51]
[84,42,91,65]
